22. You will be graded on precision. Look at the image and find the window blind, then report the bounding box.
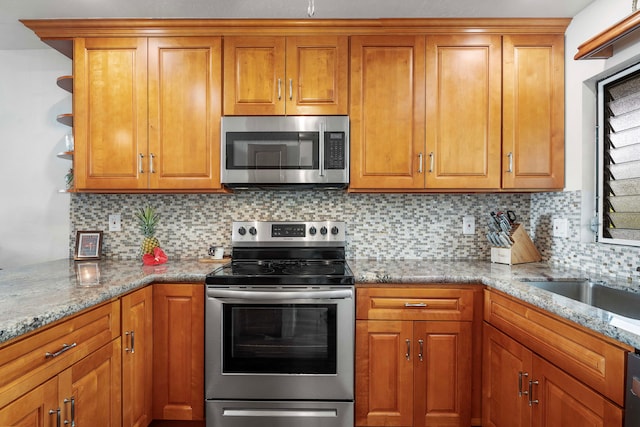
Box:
[599,66,640,244]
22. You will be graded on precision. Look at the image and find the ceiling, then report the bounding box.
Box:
[2,0,596,50]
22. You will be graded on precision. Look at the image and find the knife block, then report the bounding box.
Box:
[490,223,542,265]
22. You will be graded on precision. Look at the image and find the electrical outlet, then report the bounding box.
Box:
[463,215,475,235]
[553,218,568,238]
[109,214,122,232]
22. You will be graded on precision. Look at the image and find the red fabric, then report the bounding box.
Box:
[142,247,168,265]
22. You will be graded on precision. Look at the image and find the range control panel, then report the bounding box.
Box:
[232,221,346,245]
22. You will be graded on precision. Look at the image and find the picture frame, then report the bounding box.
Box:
[74,230,103,260]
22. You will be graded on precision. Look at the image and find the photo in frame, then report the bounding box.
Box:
[74,231,103,260]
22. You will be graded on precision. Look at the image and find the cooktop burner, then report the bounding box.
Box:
[205,221,354,286]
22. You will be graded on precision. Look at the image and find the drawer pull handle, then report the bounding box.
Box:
[125,330,136,354]
[45,342,77,359]
[49,408,61,427]
[404,302,427,308]
[64,397,75,427]
[405,339,411,361]
[418,339,424,362]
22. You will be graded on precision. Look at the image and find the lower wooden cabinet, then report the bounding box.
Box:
[122,287,153,427]
[483,323,623,427]
[152,284,205,421]
[355,286,477,427]
[0,377,59,427]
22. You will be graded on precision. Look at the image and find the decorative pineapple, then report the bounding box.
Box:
[136,206,161,255]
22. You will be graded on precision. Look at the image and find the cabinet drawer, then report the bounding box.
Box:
[0,301,120,408]
[484,289,630,406]
[357,286,475,321]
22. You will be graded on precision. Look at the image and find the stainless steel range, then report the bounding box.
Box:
[205,221,355,427]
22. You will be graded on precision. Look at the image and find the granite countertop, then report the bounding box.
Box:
[1,258,640,351]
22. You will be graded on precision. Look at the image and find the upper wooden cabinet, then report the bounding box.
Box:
[425,34,502,190]
[74,37,222,191]
[223,36,348,115]
[502,34,565,190]
[350,35,426,190]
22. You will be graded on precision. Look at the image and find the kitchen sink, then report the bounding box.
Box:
[519,279,640,320]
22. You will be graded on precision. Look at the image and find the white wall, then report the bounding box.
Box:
[565,0,640,241]
[0,49,71,268]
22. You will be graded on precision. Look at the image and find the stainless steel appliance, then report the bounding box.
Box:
[220,116,349,189]
[205,221,355,427]
[626,351,640,427]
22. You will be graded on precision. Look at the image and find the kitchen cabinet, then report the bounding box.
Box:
[121,287,153,427]
[152,283,204,421]
[483,324,623,427]
[74,37,222,191]
[425,34,502,189]
[223,36,348,116]
[483,290,629,427]
[350,33,564,192]
[0,301,121,426]
[350,35,426,190]
[502,34,564,190]
[355,286,477,427]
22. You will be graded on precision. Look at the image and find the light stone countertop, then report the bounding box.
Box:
[1,258,639,351]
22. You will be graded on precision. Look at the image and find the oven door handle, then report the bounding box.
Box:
[207,289,353,300]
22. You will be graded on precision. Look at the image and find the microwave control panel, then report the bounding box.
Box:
[325,132,346,169]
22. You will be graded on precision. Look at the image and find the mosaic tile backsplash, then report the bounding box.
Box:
[69,190,640,283]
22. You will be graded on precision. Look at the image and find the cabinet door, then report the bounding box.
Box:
[285,36,349,115]
[58,340,122,427]
[148,37,222,190]
[74,38,148,190]
[425,35,502,189]
[121,287,153,427]
[413,321,472,427]
[0,378,58,427]
[153,284,204,421]
[223,36,286,115]
[482,324,531,427]
[355,320,413,426]
[502,34,564,190]
[532,356,623,427]
[350,36,426,190]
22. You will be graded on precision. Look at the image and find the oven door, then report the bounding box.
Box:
[205,286,354,401]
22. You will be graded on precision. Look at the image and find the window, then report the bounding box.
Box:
[597,64,640,246]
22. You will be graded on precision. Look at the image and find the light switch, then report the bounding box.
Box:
[463,216,475,235]
[109,214,122,232]
[553,218,568,238]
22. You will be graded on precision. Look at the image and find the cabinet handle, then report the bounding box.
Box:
[49,408,61,427]
[149,153,155,174]
[139,153,145,173]
[45,342,77,359]
[63,397,75,427]
[418,152,423,173]
[507,152,513,173]
[418,339,424,362]
[404,302,427,308]
[289,78,293,100]
[405,339,411,361]
[518,371,529,397]
[125,330,136,353]
[429,152,434,173]
[528,380,539,406]
[277,78,282,100]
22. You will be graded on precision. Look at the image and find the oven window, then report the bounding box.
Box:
[226,132,319,169]
[222,304,337,374]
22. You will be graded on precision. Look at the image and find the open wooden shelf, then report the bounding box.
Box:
[56,75,73,93]
[56,113,73,127]
[575,9,640,60]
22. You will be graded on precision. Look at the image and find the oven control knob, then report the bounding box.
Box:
[309,226,317,236]
[331,226,339,235]
[320,226,328,235]
[249,227,257,236]
[238,226,246,236]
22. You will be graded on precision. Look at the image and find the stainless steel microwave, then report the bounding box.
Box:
[221,116,349,189]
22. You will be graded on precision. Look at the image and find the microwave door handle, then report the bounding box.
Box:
[319,121,326,177]
[207,289,352,300]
